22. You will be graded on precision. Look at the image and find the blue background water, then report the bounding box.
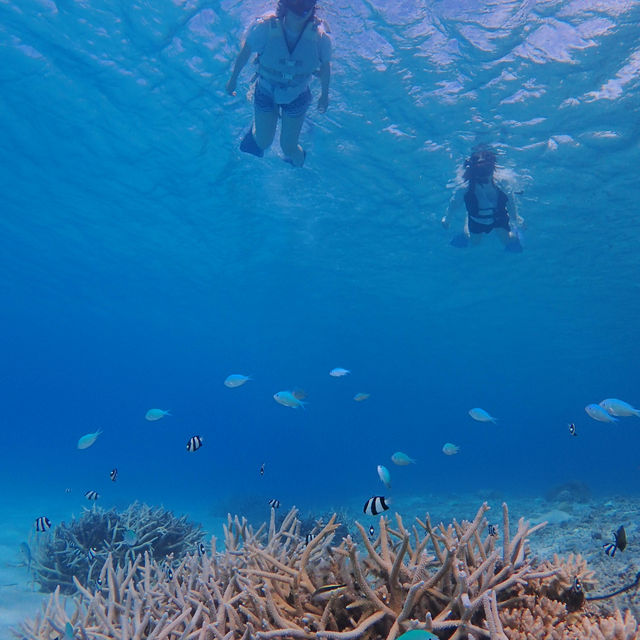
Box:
[1,0,639,528]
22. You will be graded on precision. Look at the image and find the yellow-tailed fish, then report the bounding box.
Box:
[599,398,640,418]
[145,408,171,421]
[585,403,617,423]
[273,391,306,409]
[391,451,416,466]
[442,442,460,455]
[468,408,497,423]
[396,631,438,640]
[77,429,102,450]
[224,374,251,388]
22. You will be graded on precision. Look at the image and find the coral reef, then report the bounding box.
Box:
[31,502,202,594]
[16,503,638,640]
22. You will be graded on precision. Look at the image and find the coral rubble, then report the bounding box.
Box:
[16,503,638,639]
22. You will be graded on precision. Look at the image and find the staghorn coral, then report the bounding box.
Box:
[500,595,639,639]
[15,502,639,640]
[31,501,203,594]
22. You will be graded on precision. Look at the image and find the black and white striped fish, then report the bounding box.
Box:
[35,516,51,532]
[488,524,499,537]
[269,498,280,509]
[368,525,375,538]
[568,423,577,437]
[110,468,118,481]
[305,533,316,546]
[363,496,390,516]
[603,525,627,557]
[85,490,99,500]
[198,542,206,556]
[87,546,97,561]
[186,435,203,452]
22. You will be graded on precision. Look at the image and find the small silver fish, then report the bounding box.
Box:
[311,584,347,600]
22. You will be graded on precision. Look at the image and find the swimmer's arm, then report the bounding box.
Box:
[226,42,252,96]
[441,187,465,229]
[505,187,524,228]
[317,61,330,112]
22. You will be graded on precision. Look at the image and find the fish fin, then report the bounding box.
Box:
[633,409,640,418]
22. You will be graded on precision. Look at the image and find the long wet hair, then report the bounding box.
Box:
[276,0,317,20]
[463,147,497,183]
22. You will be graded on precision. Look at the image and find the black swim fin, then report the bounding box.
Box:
[449,232,469,248]
[505,232,523,253]
[240,130,264,157]
[283,149,306,167]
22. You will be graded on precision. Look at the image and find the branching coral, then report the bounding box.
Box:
[16,502,638,640]
[31,502,203,594]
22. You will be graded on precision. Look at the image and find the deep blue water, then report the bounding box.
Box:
[1,0,639,534]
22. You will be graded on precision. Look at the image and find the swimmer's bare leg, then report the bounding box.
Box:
[280,112,306,167]
[253,105,278,151]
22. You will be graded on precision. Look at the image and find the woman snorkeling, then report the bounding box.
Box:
[226,0,332,167]
[441,148,525,251]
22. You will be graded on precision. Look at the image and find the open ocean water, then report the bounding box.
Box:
[1,0,639,636]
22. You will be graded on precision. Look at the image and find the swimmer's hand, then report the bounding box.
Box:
[317,93,329,113]
[226,77,237,97]
[441,216,450,229]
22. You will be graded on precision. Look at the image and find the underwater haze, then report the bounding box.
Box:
[1,0,640,554]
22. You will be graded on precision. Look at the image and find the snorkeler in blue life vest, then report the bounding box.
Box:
[226,0,332,167]
[441,149,525,251]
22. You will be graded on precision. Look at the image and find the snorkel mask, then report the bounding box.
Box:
[466,150,496,181]
[284,0,316,17]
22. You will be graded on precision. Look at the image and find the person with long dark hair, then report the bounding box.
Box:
[441,148,525,251]
[226,0,332,167]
